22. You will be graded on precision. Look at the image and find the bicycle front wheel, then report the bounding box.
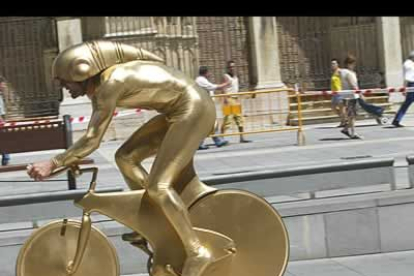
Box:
[16,219,119,276]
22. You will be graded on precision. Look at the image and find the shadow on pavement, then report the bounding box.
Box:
[382,126,403,129]
[315,124,379,130]
[319,137,351,141]
[355,124,383,128]
[315,126,341,130]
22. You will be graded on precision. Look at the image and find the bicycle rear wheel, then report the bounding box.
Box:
[16,219,119,276]
[189,189,289,276]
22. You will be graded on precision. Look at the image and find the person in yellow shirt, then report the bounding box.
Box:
[330,59,346,127]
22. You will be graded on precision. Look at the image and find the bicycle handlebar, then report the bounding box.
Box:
[48,165,81,178]
[49,165,99,191]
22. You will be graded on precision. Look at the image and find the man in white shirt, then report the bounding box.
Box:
[195,66,230,149]
[392,51,414,127]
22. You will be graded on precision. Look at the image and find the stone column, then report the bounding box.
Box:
[248,17,285,90]
[376,17,404,91]
[56,17,86,104]
[247,17,289,126]
[57,17,83,53]
[376,17,405,107]
[57,17,90,114]
[55,17,93,139]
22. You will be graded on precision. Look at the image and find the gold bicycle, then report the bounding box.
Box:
[16,165,289,276]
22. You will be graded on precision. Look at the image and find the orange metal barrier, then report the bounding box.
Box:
[210,88,306,145]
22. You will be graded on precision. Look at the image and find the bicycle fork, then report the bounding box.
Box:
[65,166,98,275]
[63,212,92,275]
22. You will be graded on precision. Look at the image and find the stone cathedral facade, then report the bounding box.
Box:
[0,17,406,123]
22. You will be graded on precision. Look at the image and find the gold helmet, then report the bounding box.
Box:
[52,40,164,82]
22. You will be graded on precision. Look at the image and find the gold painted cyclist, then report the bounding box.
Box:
[27,40,218,276]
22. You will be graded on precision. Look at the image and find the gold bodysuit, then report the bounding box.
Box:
[53,60,216,177]
[51,41,216,275]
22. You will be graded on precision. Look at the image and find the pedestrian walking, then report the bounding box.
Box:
[330,59,346,127]
[339,55,363,139]
[220,60,251,143]
[392,51,414,127]
[341,57,386,125]
[195,66,230,149]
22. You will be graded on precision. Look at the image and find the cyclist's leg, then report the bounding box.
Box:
[115,114,169,190]
[116,113,199,194]
[115,115,169,243]
[116,114,203,245]
[147,108,215,276]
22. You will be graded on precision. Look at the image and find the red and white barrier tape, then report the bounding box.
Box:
[0,108,142,128]
[1,86,412,128]
[0,118,62,128]
[301,86,414,96]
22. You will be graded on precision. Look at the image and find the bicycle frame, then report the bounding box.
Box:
[18,165,289,276]
[61,166,234,276]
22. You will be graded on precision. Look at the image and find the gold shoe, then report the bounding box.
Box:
[122,232,153,256]
[121,231,146,244]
